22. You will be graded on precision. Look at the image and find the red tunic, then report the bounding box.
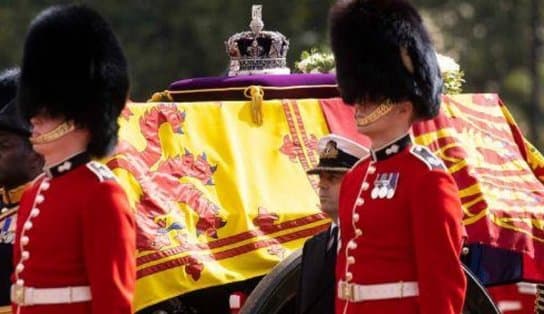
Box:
[12,154,136,314]
[335,135,466,313]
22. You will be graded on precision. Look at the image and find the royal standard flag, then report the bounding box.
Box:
[413,94,544,284]
[107,99,331,311]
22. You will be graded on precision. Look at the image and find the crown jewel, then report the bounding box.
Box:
[225,5,290,76]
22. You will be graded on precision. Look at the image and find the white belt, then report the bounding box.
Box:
[338,280,419,302]
[11,285,92,306]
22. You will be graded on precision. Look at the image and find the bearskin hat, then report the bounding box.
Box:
[0,68,31,136]
[17,4,129,158]
[329,0,442,120]
[0,68,18,109]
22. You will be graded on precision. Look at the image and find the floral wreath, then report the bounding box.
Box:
[294,48,465,95]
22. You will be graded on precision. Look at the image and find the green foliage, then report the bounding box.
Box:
[503,68,532,100]
[443,70,466,95]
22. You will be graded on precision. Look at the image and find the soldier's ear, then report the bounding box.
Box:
[395,101,414,117]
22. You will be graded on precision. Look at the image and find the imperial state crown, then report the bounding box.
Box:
[225,5,290,76]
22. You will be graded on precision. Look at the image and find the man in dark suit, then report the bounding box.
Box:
[297,134,368,314]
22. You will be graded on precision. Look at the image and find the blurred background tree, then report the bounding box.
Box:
[0,0,541,148]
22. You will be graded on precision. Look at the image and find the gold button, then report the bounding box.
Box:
[21,236,29,246]
[23,221,33,231]
[15,263,24,274]
[353,213,360,222]
[36,194,45,204]
[31,208,40,217]
[41,180,50,190]
[355,198,364,206]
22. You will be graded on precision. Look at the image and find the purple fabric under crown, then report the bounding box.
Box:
[168,74,339,102]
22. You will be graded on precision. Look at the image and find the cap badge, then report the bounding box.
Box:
[321,140,339,159]
[370,172,400,200]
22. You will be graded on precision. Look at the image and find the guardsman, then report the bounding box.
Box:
[0,69,44,314]
[297,134,368,314]
[12,4,135,314]
[329,0,467,313]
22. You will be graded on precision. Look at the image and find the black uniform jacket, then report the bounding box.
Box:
[297,225,337,314]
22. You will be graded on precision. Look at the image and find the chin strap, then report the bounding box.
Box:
[30,121,75,145]
[356,100,394,127]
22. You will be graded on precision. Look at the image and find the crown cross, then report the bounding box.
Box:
[250,5,264,34]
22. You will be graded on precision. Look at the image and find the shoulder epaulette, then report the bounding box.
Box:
[409,145,446,170]
[86,161,116,182]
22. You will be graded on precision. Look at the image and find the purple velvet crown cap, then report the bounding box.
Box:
[167,73,339,101]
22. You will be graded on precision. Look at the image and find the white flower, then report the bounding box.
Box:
[435,53,465,94]
[297,60,308,72]
[294,48,336,74]
[436,53,460,73]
